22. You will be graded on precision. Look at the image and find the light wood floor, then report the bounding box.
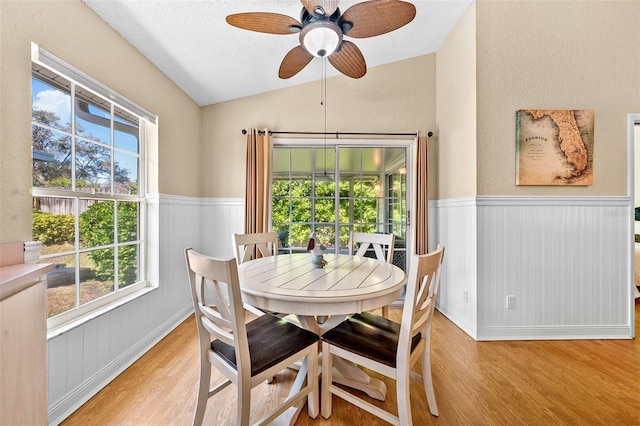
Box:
[63,301,640,425]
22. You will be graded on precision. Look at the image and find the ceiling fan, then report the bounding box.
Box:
[226,0,416,79]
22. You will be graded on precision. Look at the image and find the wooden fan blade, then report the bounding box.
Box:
[279,46,314,79]
[226,12,302,35]
[328,41,367,79]
[301,0,339,17]
[340,0,416,38]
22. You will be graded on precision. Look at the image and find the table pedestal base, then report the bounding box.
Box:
[271,406,303,426]
[331,356,387,401]
[270,314,389,425]
[273,354,387,425]
[271,356,311,426]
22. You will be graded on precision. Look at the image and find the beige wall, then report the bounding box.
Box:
[475,0,640,196]
[436,2,477,200]
[636,124,640,207]
[4,1,637,244]
[0,1,201,244]
[201,55,437,198]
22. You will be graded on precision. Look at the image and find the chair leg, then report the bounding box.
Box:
[397,371,413,426]
[193,361,211,426]
[422,342,439,416]
[306,348,319,419]
[321,342,333,419]
[237,377,252,426]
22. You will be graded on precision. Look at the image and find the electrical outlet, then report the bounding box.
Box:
[463,290,469,303]
[506,295,516,309]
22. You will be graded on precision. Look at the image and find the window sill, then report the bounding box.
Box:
[47,285,158,340]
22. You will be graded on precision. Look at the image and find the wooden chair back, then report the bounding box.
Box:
[349,231,396,316]
[184,248,248,372]
[233,232,278,265]
[400,245,445,362]
[348,231,395,263]
[320,245,445,425]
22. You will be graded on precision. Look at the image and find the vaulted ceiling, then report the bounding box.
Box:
[84,1,473,106]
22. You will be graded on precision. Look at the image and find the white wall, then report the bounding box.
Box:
[433,196,633,341]
[430,198,478,338]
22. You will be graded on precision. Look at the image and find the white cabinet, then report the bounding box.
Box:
[0,243,53,425]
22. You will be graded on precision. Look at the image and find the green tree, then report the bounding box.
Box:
[79,201,137,284]
[32,109,133,191]
[32,110,72,188]
[272,176,380,248]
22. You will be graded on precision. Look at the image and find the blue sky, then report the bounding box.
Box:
[32,77,140,185]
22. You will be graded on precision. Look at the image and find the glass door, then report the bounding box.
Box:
[272,143,409,271]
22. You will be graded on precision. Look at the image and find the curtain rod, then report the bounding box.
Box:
[241,129,433,138]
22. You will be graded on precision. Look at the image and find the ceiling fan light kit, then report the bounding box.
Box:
[226,0,416,79]
[301,21,342,57]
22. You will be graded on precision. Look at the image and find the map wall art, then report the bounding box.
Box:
[516,109,594,186]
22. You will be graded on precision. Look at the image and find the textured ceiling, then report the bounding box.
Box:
[83,0,473,106]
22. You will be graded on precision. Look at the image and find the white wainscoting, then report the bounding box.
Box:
[431,196,634,341]
[47,195,244,425]
[199,197,245,257]
[47,194,634,422]
[430,197,478,338]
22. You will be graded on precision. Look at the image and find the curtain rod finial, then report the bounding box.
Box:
[241,128,271,136]
[428,131,433,137]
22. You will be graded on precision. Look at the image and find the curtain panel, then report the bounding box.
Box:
[415,133,429,255]
[244,129,272,238]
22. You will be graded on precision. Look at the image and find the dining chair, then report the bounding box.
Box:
[348,231,396,317]
[233,232,279,265]
[184,248,319,426]
[233,231,283,317]
[321,245,445,425]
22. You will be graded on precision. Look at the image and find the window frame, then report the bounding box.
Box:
[31,42,156,331]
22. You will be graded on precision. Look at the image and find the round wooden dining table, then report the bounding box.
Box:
[238,252,406,335]
[238,252,406,424]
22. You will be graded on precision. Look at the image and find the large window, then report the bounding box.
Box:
[272,142,409,271]
[31,44,155,327]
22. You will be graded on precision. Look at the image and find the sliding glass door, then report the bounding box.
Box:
[272,141,410,271]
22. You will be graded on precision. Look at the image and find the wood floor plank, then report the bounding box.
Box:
[63,302,640,425]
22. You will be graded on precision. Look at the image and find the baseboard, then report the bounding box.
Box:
[47,304,193,425]
[437,301,633,342]
[436,307,478,340]
[476,324,634,341]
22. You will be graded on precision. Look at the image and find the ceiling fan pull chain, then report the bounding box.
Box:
[323,57,328,176]
[320,59,324,107]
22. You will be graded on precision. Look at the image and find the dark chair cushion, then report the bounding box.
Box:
[321,311,421,368]
[211,313,319,376]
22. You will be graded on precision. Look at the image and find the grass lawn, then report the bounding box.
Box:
[43,243,114,318]
[47,281,114,318]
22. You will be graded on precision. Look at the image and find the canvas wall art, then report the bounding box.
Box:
[516,109,594,186]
